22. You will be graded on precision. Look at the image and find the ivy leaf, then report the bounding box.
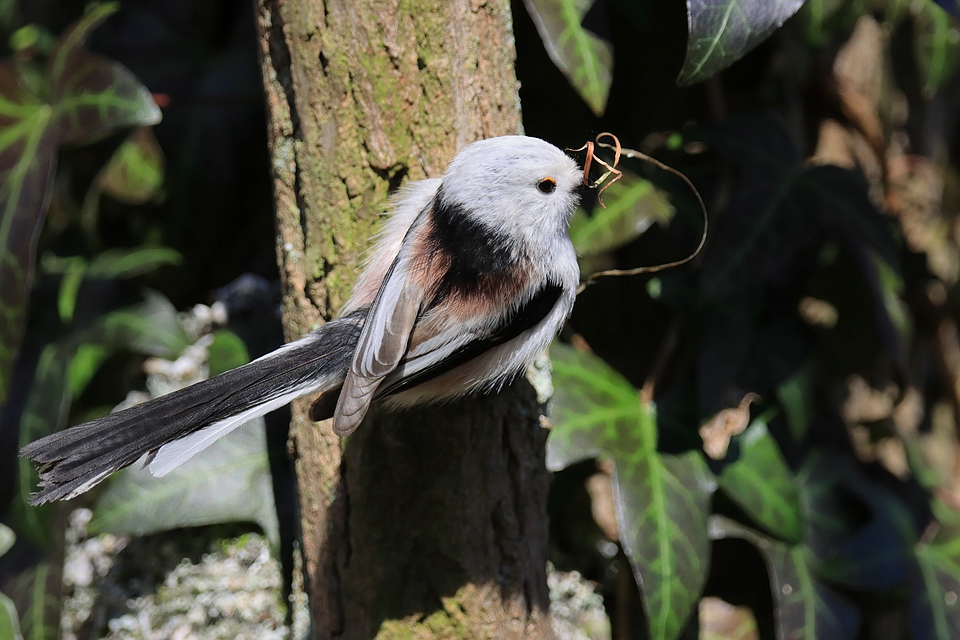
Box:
[710,516,860,640]
[719,417,805,544]
[914,0,960,99]
[678,0,806,85]
[569,170,675,257]
[522,0,613,115]
[0,2,161,403]
[97,127,165,204]
[799,451,916,591]
[89,418,280,550]
[549,343,713,640]
[698,115,812,300]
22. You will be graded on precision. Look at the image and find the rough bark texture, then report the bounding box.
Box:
[254,0,552,637]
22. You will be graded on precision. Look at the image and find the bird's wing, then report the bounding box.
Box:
[332,210,432,434]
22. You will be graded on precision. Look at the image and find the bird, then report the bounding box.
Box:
[20,135,585,505]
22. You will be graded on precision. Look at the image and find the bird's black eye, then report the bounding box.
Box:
[538,177,557,194]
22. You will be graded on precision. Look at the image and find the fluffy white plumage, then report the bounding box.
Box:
[22,135,585,503]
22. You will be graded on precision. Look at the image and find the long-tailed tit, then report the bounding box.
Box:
[21,136,584,504]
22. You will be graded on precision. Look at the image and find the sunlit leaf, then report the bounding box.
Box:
[719,418,805,544]
[678,0,805,85]
[710,516,860,640]
[98,127,164,204]
[547,343,645,470]
[207,329,250,377]
[0,2,161,403]
[933,0,960,19]
[549,342,713,640]
[913,542,960,639]
[84,246,181,279]
[0,591,21,640]
[90,418,280,550]
[0,522,14,557]
[67,343,109,397]
[522,0,613,115]
[914,0,960,98]
[569,171,675,257]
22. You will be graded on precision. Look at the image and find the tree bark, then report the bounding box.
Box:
[254,0,553,637]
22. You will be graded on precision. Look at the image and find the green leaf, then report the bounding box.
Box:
[719,418,804,544]
[698,116,812,299]
[0,591,22,640]
[798,451,916,590]
[9,25,40,52]
[709,516,860,640]
[795,0,864,47]
[0,2,161,403]
[67,342,109,397]
[569,171,675,257]
[41,247,181,325]
[678,0,806,85]
[913,542,960,639]
[776,364,813,441]
[549,343,713,640]
[84,246,182,279]
[56,256,86,323]
[98,127,164,204]
[87,290,190,359]
[7,563,59,640]
[914,0,960,98]
[0,522,14,557]
[207,329,250,378]
[522,0,613,115]
[15,292,188,542]
[13,342,74,549]
[90,418,280,550]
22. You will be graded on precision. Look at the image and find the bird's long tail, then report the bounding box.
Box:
[21,313,363,505]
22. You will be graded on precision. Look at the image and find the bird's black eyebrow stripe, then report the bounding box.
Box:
[378,282,564,396]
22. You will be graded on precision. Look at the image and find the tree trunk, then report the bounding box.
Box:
[254,0,553,637]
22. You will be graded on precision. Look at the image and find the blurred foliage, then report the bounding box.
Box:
[0,2,160,404]
[530,0,960,637]
[0,0,278,634]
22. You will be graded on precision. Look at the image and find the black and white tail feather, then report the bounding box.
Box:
[21,314,364,504]
[21,136,584,505]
